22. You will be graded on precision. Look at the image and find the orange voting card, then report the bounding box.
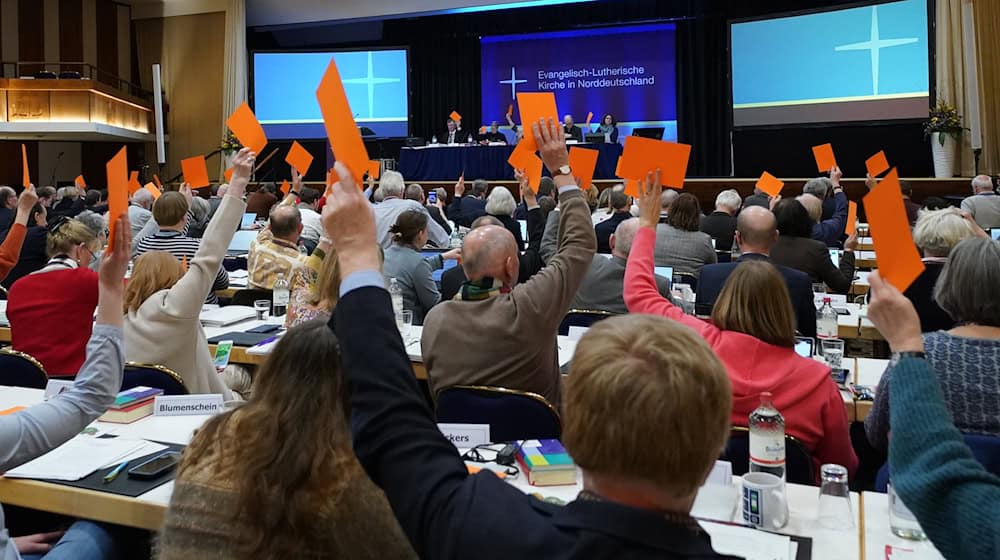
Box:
[143,182,161,200]
[449,110,462,122]
[812,143,837,173]
[507,140,536,171]
[226,102,267,154]
[152,174,162,190]
[128,171,141,194]
[506,104,514,117]
[367,160,381,180]
[315,57,369,184]
[21,144,29,188]
[180,155,210,188]
[74,175,86,191]
[755,171,784,197]
[569,146,599,190]
[845,201,858,236]
[285,141,314,176]
[280,179,291,195]
[617,136,691,189]
[866,150,890,177]
[479,125,487,135]
[181,255,188,271]
[524,153,543,191]
[516,92,559,152]
[586,111,593,124]
[223,167,234,182]
[106,146,128,250]
[623,179,640,198]
[0,406,26,416]
[863,168,925,291]
[466,464,507,479]
[614,155,623,177]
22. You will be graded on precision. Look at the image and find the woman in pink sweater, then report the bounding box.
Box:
[624,171,857,476]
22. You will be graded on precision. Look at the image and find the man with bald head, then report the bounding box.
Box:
[563,114,584,142]
[961,174,1000,229]
[573,218,670,314]
[695,206,817,337]
[421,118,596,405]
[248,203,312,289]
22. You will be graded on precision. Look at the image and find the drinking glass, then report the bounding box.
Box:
[397,310,413,343]
[253,299,270,321]
[817,464,854,530]
[821,338,845,369]
[889,483,927,540]
[812,283,827,295]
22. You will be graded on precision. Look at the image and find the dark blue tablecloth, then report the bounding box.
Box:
[397,143,624,181]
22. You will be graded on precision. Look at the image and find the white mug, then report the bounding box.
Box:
[741,472,789,529]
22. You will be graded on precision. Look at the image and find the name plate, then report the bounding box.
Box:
[438,423,491,447]
[43,380,74,400]
[153,394,224,416]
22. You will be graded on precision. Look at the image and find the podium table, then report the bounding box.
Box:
[397,142,623,181]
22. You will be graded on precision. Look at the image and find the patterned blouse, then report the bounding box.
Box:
[284,247,329,329]
[865,330,1000,451]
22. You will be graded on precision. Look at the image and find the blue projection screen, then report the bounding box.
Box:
[731,0,929,127]
[252,50,409,139]
[480,24,677,143]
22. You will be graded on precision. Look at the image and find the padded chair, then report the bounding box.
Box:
[716,251,732,264]
[721,426,816,485]
[122,362,188,395]
[58,71,82,79]
[436,385,561,443]
[33,71,58,79]
[0,348,48,389]
[222,256,247,272]
[230,288,272,307]
[874,432,1000,492]
[558,309,618,335]
[672,272,698,292]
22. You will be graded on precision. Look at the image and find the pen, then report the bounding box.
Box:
[103,460,129,484]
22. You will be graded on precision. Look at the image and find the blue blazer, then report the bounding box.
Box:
[695,253,817,338]
[332,285,739,560]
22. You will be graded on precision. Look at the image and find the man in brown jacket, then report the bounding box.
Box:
[421,118,596,407]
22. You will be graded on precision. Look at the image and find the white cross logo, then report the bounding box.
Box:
[499,66,527,100]
[342,51,400,119]
[834,5,918,96]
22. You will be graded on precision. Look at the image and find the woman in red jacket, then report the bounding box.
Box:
[624,171,857,476]
[7,215,101,377]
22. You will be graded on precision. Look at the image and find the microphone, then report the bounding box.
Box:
[50,151,65,186]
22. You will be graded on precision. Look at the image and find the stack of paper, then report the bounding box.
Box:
[5,436,149,481]
[700,521,795,560]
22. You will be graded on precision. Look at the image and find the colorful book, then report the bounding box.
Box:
[111,386,163,409]
[516,439,577,486]
[99,399,157,424]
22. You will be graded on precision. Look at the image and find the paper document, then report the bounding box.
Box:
[98,440,169,469]
[5,436,148,481]
[699,521,793,560]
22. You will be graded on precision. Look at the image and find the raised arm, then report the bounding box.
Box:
[0,213,130,471]
[0,186,38,280]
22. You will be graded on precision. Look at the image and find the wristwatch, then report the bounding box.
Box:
[552,164,572,177]
[890,351,925,366]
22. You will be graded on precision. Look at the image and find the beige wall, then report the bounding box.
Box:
[135,11,226,182]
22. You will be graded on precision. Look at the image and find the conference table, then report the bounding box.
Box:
[0,384,945,559]
[397,142,624,181]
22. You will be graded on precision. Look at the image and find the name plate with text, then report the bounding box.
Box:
[438,423,491,448]
[153,395,224,416]
[43,380,74,400]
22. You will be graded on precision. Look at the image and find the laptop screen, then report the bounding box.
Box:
[240,213,257,229]
[228,230,258,254]
[991,228,1000,241]
[654,266,673,280]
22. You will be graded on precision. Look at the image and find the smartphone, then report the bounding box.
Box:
[213,340,233,372]
[794,336,815,358]
[428,191,437,204]
[833,307,851,316]
[127,451,181,480]
[247,324,281,334]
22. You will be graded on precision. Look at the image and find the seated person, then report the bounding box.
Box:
[8,216,101,376]
[246,183,278,219]
[285,239,336,329]
[960,174,1000,229]
[626,172,856,475]
[573,217,670,314]
[422,119,596,406]
[447,178,488,229]
[770,198,857,294]
[485,186,524,251]
[801,167,848,247]
[479,121,507,144]
[124,149,255,399]
[323,159,741,559]
[134,186,229,304]
[248,204,310,290]
[404,184,451,236]
[158,319,415,559]
[562,114,584,142]
[865,238,1000,452]
[697,207,817,338]
[128,188,155,238]
[592,113,619,143]
[699,189,741,253]
[0,215,130,560]
[48,186,85,220]
[382,211,460,325]
[0,186,16,227]
[654,193,717,277]
[867,270,1000,560]
[594,191,632,254]
[1,202,49,289]
[0,186,39,283]
[374,171,449,249]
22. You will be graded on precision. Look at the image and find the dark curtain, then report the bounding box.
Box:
[403,36,482,143]
[676,12,732,176]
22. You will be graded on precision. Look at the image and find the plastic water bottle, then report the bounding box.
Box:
[431,135,438,145]
[389,277,404,316]
[730,240,740,262]
[272,274,289,317]
[749,392,786,480]
[817,297,838,339]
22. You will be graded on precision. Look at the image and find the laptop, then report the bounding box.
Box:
[654,266,673,281]
[227,230,258,255]
[240,213,257,230]
[829,249,841,269]
[584,133,606,143]
[991,228,1000,241]
[518,220,528,244]
[631,127,665,140]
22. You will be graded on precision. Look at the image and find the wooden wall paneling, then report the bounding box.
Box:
[17,0,44,75]
[49,91,90,122]
[59,0,85,72]
[0,90,6,122]
[95,0,118,86]
[6,91,50,121]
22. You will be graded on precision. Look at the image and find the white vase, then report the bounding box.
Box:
[930,132,957,178]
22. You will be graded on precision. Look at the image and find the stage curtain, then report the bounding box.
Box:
[222,0,247,174]
[973,0,1000,173]
[936,0,976,176]
[676,13,731,177]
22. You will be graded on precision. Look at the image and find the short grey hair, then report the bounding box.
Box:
[803,177,832,199]
[612,218,640,256]
[434,187,447,203]
[971,174,994,193]
[661,189,678,210]
[404,184,424,202]
[379,170,405,197]
[131,188,154,206]
[189,196,210,222]
[485,186,517,217]
[74,210,106,237]
[715,189,742,212]
[0,186,15,204]
[934,238,1000,326]
[912,208,977,257]
[796,194,823,223]
[472,179,489,197]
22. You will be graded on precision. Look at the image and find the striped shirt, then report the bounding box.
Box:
[134,230,229,304]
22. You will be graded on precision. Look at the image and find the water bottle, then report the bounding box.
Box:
[389,277,404,316]
[431,135,438,145]
[730,240,740,262]
[749,392,786,480]
[272,274,290,317]
[817,297,838,339]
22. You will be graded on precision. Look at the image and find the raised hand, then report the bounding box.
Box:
[291,167,303,193]
[533,118,569,175]
[636,169,663,229]
[228,147,256,198]
[96,212,131,327]
[514,168,536,208]
[454,175,465,197]
[830,165,843,185]
[179,182,193,207]
[15,185,38,220]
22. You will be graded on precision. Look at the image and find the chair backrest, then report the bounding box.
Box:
[558,309,618,335]
[58,71,82,79]
[0,348,48,389]
[875,432,1000,491]
[230,288,272,307]
[436,385,561,443]
[0,284,7,300]
[720,426,816,485]
[122,362,188,395]
[673,271,699,292]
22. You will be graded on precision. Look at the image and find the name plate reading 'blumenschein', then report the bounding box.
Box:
[153,395,224,416]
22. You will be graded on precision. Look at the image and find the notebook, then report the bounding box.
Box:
[199,306,256,327]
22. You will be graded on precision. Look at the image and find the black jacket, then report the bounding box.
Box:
[594,212,632,254]
[1,226,48,289]
[770,236,856,295]
[700,212,737,253]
